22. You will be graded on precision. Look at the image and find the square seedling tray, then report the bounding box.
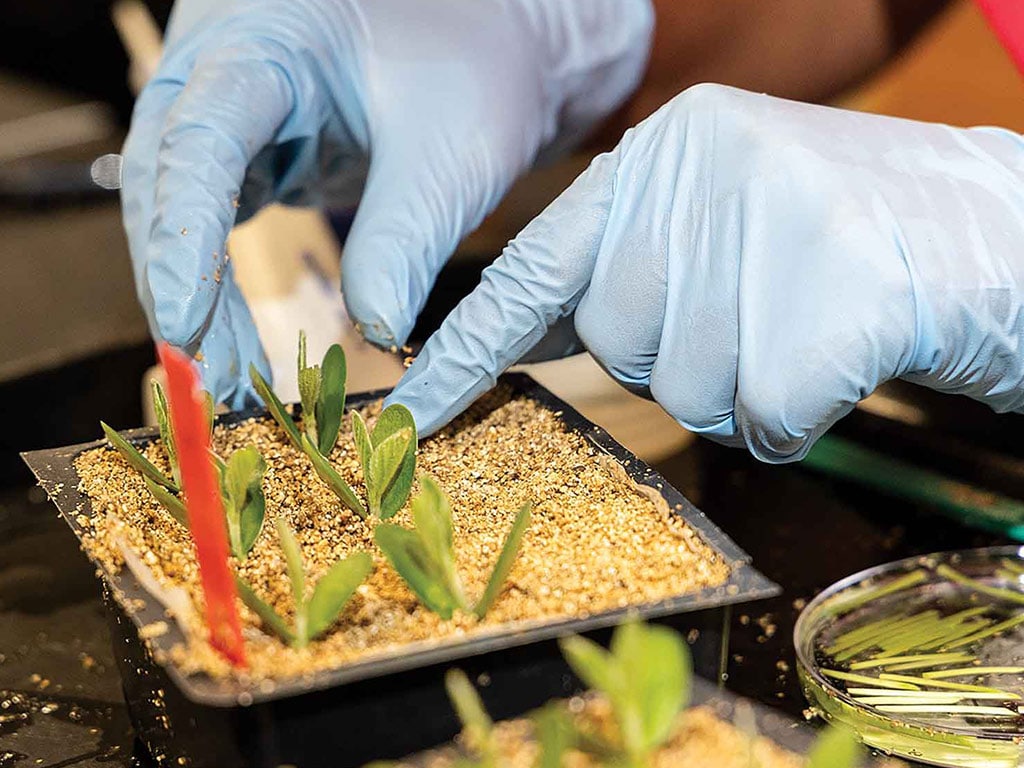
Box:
[23,372,779,768]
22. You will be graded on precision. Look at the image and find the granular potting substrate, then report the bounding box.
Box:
[397,701,804,768]
[73,387,731,681]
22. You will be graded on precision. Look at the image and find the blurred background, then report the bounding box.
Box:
[2,0,1024,490]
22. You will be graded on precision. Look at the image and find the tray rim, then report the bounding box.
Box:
[22,371,779,707]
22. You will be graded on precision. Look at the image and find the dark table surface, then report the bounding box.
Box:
[0,384,1017,768]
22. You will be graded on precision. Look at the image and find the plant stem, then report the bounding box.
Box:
[936,564,1024,606]
[942,613,1024,651]
[873,704,1019,717]
[820,669,919,689]
[830,569,928,615]
[923,666,1024,679]
[877,673,1016,696]
[849,653,972,671]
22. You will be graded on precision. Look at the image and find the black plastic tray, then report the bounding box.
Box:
[23,372,779,767]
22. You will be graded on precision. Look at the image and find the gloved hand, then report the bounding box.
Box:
[390,84,1024,462]
[121,0,654,408]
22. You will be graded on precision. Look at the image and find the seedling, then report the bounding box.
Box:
[442,671,573,768]
[374,477,532,620]
[416,621,858,768]
[212,447,268,561]
[102,381,266,559]
[351,405,416,519]
[100,378,214,493]
[445,669,500,768]
[235,517,373,648]
[251,331,417,520]
[806,725,861,768]
[559,620,691,768]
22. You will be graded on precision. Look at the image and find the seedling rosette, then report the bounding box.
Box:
[103,380,266,560]
[252,331,417,520]
[373,621,862,768]
[375,477,532,620]
[236,518,373,649]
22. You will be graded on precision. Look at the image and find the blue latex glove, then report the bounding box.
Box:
[121,0,654,408]
[390,84,1024,462]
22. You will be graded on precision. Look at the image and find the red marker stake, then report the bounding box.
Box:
[158,343,247,669]
[974,0,1024,77]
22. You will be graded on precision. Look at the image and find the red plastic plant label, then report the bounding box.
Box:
[975,0,1024,76]
[158,343,247,669]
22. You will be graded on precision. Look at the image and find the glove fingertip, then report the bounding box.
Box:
[342,267,418,350]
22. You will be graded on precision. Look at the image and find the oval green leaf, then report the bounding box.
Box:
[374,523,459,619]
[224,447,267,559]
[372,404,417,519]
[368,428,412,517]
[611,621,691,752]
[316,343,347,455]
[351,410,373,479]
[305,551,373,641]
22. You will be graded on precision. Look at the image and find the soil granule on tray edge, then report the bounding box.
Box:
[73,387,731,680]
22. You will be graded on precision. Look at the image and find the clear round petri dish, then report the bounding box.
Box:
[795,546,1024,768]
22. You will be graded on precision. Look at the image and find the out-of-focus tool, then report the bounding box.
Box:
[159,343,247,668]
[804,434,1024,541]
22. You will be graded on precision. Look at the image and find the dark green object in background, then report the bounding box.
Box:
[803,435,1024,541]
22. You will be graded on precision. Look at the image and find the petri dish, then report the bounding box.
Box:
[795,547,1024,768]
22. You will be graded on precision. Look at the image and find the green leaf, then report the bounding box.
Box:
[209,449,228,477]
[200,390,215,438]
[351,410,372,475]
[444,670,493,759]
[367,428,413,518]
[474,502,531,619]
[306,551,373,641]
[411,477,454,567]
[806,725,860,768]
[223,447,266,559]
[250,363,303,451]
[234,575,296,646]
[151,380,179,485]
[559,634,619,697]
[101,422,178,493]
[298,365,321,446]
[143,475,189,528]
[611,621,690,755]
[532,704,574,768]
[298,330,319,446]
[374,523,460,619]
[411,477,465,609]
[275,517,306,610]
[371,404,417,519]
[300,434,367,518]
[298,327,309,371]
[316,343,346,455]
